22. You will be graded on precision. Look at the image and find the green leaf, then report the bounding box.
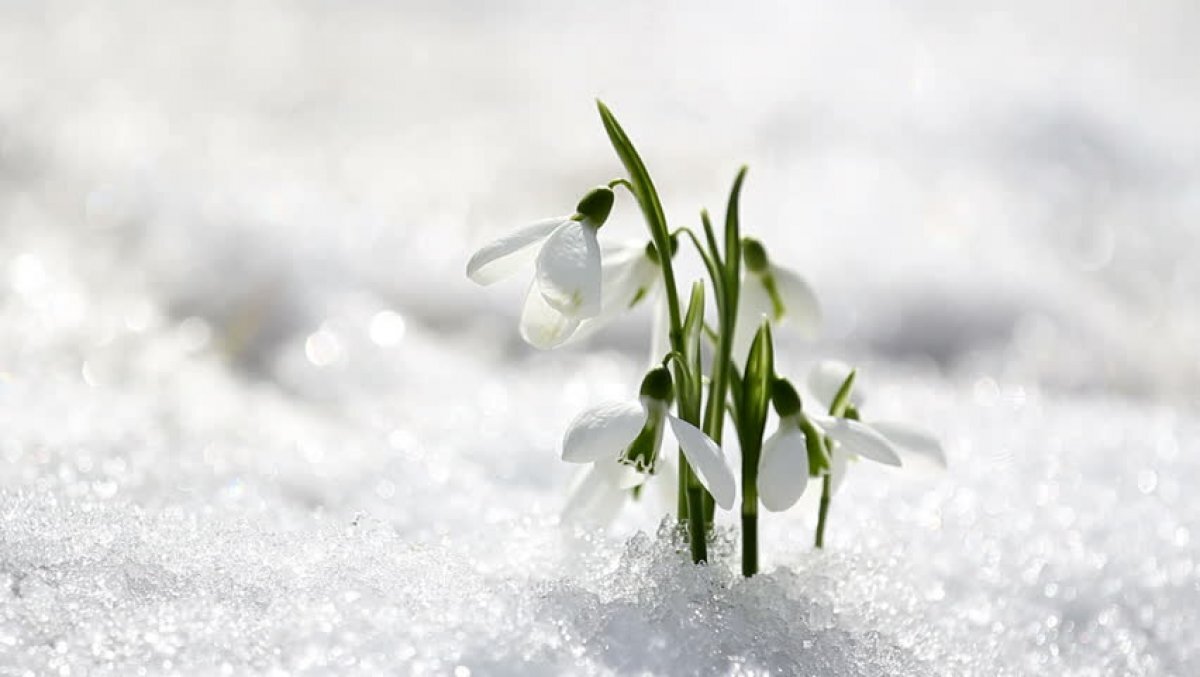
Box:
[829,369,858,418]
[701,210,724,272]
[798,415,830,475]
[726,359,745,429]
[682,281,705,374]
[741,320,775,446]
[678,225,725,313]
[596,101,670,246]
[723,166,747,301]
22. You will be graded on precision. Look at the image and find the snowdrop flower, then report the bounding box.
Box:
[561,450,677,525]
[561,367,736,512]
[734,238,821,361]
[466,186,615,349]
[568,239,669,343]
[757,379,901,512]
[561,452,647,525]
[806,360,947,471]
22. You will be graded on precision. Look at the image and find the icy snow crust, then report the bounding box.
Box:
[3,1,1200,675]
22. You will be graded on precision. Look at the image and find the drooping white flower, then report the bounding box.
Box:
[561,454,646,525]
[567,240,664,344]
[560,368,736,514]
[561,451,677,526]
[806,359,947,470]
[757,378,901,512]
[733,238,820,362]
[466,187,614,349]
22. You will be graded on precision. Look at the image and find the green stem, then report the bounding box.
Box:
[741,477,758,575]
[815,474,832,549]
[815,374,853,549]
[741,510,758,576]
[686,485,708,563]
[597,101,709,562]
[677,456,689,520]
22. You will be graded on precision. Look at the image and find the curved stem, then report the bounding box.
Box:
[674,226,725,313]
[816,373,853,549]
[608,177,635,192]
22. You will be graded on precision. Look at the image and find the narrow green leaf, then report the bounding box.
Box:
[829,369,858,418]
[798,415,830,475]
[596,101,669,244]
[727,363,744,430]
[741,321,775,444]
[678,226,725,313]
[682,280,705,372]
[724,166,747,295]
[700,210,724,271]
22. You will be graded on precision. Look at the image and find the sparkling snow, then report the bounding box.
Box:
[2,2,1199,675]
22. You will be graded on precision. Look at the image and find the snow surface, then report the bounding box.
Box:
[2,1,1200,675]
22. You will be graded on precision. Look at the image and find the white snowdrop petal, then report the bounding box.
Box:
[646,456,678,513]
[567,248,657,344]
[466,217,564,285]
[774,267,821,338]
[871,420,947,468]
[604,254,657,315]
[815,416,902,467]
[519,282,582,349]
[667,415,736,510]
[829,446,849,495]
[732,278,772,364]
[648,295,671,366]
[561,401,647,463]
[562,464,626,525]
[806,360,862,411]
[757,427,809,512]
[535,220,602,317]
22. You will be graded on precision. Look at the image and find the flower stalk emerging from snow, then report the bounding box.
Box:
[465,101,942,574]
[562,368,736,516]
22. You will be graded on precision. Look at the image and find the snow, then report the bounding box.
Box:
[2,1,1200,675]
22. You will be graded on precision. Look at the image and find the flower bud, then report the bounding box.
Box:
[743,237,769,273]
[644,233,678,265]
[771,378,803,418]
[574,186,615,227]
[639,367,674,402]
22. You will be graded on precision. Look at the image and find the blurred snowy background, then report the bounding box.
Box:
[1,1,1198,675]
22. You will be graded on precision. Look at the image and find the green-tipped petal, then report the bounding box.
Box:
[772,267,821,338]
[807,360,865,411]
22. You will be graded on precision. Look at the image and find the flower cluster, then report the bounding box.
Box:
[467,101,944,575]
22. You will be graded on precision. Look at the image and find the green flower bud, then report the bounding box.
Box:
[639,367,674,402]
[574,186,615,227]
[644,234,679,265]
[771,378,803,418]
[743,237,769,273]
